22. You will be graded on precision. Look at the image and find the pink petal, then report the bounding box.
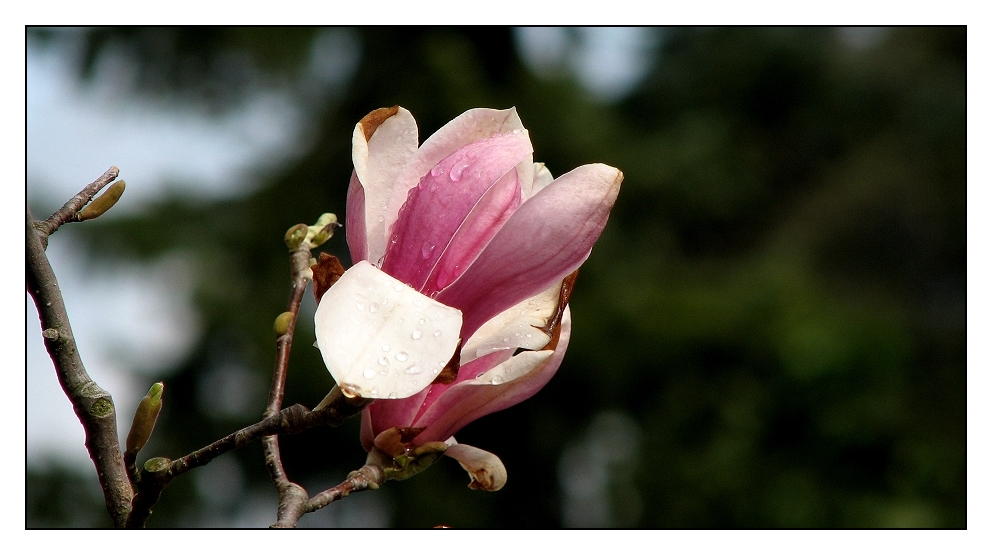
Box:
[352,107,420,264]
[421,167,522,296]
[380,133,532,290]
[386,108,532,228]
[411,307,572,445]
[437,164,622,338]
[345,171,368,263]
[363,386,432,443]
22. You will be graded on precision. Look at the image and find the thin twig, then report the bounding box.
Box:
[264,242,315,527]
[304,454,388,514]
[125,391,372,527]
[34,166,119,242]
[26,206,133,528]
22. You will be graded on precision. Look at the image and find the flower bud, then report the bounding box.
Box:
[308,213,340,248]
[78,180,126,221]
[284,223,309,251]
[273,311,294,336]
[125,382,164,456]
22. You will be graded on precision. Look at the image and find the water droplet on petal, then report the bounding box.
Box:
[388,392,397,399]
[512,129,521,134]
[502,337,510,343]
[418,317,426,325]
[450,162,469,182]
[412,330,423,340]
[356,302,365,311]
[405,364,422,374]
[430,166,443,177]
[433,368,441,374]
[382,344,390,352]
[491,375,504,385]
[378,356,389,366]
[526,332,533,338]
[369,303,378,313]
[433,330,442,337]
[421,243,435,260]
[396,351,408,362]
[370,387,378,396]
[377,215,385,223]
[363,368,376,379]
[394,283,404,292]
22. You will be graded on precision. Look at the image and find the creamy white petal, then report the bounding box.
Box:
[444,443,508,491]
[314,261,462,399]
[460,280,562,364]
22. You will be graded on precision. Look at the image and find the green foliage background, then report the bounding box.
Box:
[27,27,965,528]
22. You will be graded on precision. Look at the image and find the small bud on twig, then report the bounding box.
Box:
[125,382,164,456]
[308,213,340,248]
[284,223,309,251]
[273,311,294,336]
[77,180,126,222]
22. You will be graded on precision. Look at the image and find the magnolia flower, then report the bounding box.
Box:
[314,106,621,489]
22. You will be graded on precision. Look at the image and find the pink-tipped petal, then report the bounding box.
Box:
[438,164,622,338]
[353,107,420,264]
[422,168,522,296]
[381,133,532,290]
[387,108,530,222]
[412,307,571,444]
[345,171,368,263]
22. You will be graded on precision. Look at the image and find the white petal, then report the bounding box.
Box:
[460,280,562,364]
[314,261,462,399]
[444,443,508,491]
[352,107,419,265]
[530,162,555,196]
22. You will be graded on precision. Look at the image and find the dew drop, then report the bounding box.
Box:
[369,303,378,313]
[370,387,378,396]
[363,368,376,379]
[405,364,422,374]
[396,351,408,362]
[414,299,424,308]
[430,166,443,177]
[418,317,426,325]
[503,337,510,343]
[382,344,390,352]
[526,332,533,338]
[356,302,365,311]
[421,243,435,260]
[491,375,504,385]
[388,392,397,399]
[433,368,441,374]
[450,163,470,182]
[377,215,385,223]
[412,330,423,340]
[512,129,521,134]
[433,330,442,337]
[394,283,404,292]
[378,356,389,366]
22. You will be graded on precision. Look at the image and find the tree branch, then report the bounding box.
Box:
[33,165,119,242]
[26,205,133,528]
[264,241,315,527]
[125,389,372,527]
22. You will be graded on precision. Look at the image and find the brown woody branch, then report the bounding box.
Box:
[33,166,119,243]
[26,202,133,528]
[125,388,372,527]
[264,241,313,527]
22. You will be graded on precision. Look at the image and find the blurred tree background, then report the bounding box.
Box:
[26,27,965,528]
